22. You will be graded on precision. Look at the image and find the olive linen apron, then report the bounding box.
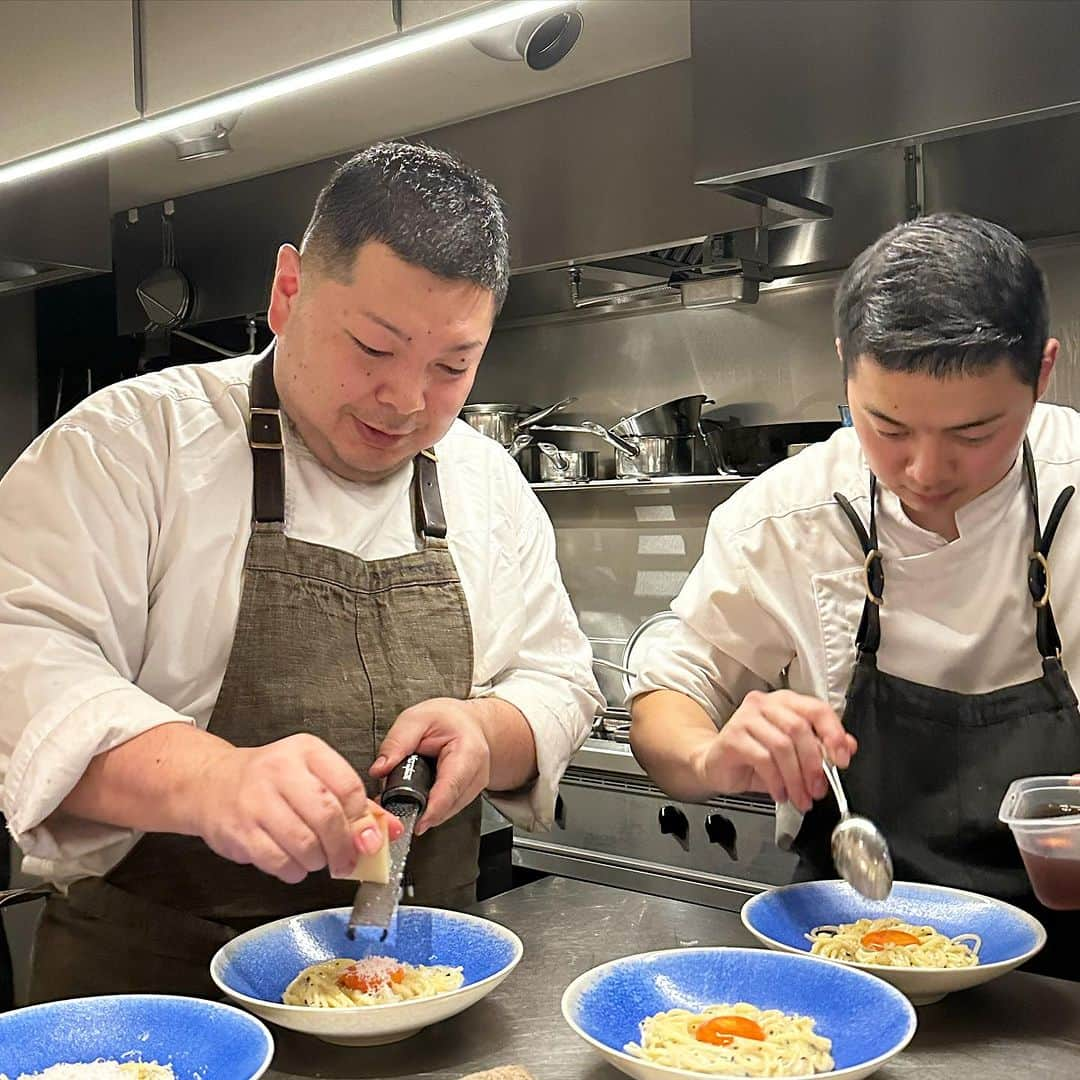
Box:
[794,441,1079,979]
[29,349,479,1001]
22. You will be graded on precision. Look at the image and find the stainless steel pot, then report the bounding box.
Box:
[460,396,576,447]
[460,403,537,447]
[611,394,713,438]
[535,442,599,482]
[615,434,701,478]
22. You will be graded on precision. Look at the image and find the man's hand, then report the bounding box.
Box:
[194,732,402,883]
[369,698,494,836]
[691,690,857,812]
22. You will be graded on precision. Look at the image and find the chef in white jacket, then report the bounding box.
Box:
[631,213,1078,978]
[0,142,602,1001]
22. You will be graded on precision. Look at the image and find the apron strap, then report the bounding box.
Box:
[248,349,450,539]
[414,449,449,540]
[250,349,285,524]
[834,475,884,654]
[1023,438,1075,658]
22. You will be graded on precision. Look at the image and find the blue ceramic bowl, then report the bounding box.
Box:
[0,995,273,1079]
[562,946,916,1080]
[742,880,1046,1005]
[211,905,523,1046]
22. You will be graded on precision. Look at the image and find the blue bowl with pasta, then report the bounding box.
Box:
[562,946,916,1080]
[211,905,523,1046]
[742,880,1047,1005]
[0,995,273,1079]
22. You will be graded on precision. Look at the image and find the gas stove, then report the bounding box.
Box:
[513,716,798,912]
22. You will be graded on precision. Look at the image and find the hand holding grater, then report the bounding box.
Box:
[346,753,435,940]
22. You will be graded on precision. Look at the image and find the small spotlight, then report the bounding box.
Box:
[471,5,583,70]
[162,113,240,161]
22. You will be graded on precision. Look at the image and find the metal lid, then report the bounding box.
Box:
[621,610,680,696]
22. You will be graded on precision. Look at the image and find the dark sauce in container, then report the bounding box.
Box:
[1018,803,1080,910]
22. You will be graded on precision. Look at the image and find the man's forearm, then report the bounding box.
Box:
[55,721,232,835]
[630,689,721,802]
[471,697,538,792]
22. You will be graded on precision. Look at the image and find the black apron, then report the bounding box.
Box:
[795,441,1080,980]
[29,349,480,1002]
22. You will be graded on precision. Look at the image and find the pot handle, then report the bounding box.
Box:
[577,420,639,457]
[508,433,534,458]
[592,656,637,678]
[529,421,640,457]
[699,421,739,474]
[516,395,577,430]
[536,442,571,473]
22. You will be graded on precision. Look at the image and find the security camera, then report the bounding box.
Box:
[471,5,583,71]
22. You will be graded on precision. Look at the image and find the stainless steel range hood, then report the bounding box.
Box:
[0,159,111,295]
[691,0,1080,187]
[497,146,909,326]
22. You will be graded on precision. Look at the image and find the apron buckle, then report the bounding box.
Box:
[1029,550,1052,608]
[249,406,283,450]
[863,548,884,606]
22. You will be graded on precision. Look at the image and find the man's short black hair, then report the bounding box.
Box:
[835,212,1048,389]
[301,140,510,311]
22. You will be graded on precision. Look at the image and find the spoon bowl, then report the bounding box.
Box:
[831,814,894,901]
[822,757,894,900]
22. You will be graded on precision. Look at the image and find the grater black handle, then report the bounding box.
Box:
[381,753,436,814]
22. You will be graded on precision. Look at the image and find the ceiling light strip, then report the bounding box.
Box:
[0,0,565,186]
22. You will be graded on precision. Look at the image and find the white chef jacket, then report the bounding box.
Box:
[0,353,604,886]
[631,401,1080,844]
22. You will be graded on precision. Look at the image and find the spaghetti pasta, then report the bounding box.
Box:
[625,1001,834,1077]
[282,955,464,1007]
[806,917,981,968]
[0,1063,175,1080]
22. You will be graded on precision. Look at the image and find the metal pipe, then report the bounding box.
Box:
[568,267,675,309]
[174,329,242,358]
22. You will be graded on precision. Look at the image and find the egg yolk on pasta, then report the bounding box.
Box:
[694,1015,767,1045]
[337,963,405,993]
[860,929,920,950]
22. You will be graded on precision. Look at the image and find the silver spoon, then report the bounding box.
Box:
[821,756,894,901]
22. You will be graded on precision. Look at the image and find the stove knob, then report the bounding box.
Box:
[705,812,738,860]
[658,804,689,844]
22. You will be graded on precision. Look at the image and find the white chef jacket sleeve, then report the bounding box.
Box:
[0,419,193,867]
[629,500,798,725]
[479,473,604,832]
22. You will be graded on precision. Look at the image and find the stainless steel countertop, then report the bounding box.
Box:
[266,876,1080,1080]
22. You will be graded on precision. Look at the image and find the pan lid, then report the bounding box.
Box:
[621,610,681,696]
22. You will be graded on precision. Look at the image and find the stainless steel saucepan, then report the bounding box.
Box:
[535,443,600,482]
[459,396,576,448]
[614,434,702,478]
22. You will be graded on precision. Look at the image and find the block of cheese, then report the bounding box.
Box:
[334,815,391,883]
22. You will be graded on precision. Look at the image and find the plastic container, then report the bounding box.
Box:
[999,775,1080,910]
